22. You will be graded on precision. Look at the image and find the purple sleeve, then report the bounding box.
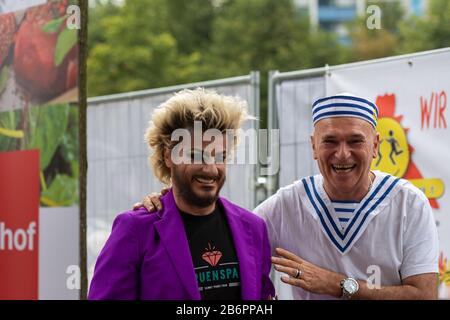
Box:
[261,222,276,300]
[88,213,140,300]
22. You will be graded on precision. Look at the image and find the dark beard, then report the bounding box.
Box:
[172,169,225,208]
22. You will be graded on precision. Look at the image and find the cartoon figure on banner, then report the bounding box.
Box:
[375,128,406,171]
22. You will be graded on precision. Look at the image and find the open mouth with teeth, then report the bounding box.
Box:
[193,176,217,185]
[331,164,356,173]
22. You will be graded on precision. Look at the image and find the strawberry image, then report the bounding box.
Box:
[13,0,78,100]
[65,52,78,90]
[0,13,16,67]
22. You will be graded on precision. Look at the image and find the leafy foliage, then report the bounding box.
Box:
[87,0,348,126]
[41,173,78,207]
[0,109,21,151]
[87,0,449,124]
[25,103,70,171]
[397,0,450,53]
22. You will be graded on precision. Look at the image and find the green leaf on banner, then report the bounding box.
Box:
[42,16,67,34]
[0,66,8,94]
[60,106,79,163]
[25,103,70,171]
[0,110,21,151]
[41,174,78,207]
[54,27,77,66]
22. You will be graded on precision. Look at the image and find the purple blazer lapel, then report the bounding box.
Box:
[154,190,200,300]
[218,198,257,300]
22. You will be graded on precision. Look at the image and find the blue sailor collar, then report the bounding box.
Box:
[301,171,403,255]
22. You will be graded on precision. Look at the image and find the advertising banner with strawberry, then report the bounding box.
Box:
[0,0,79,209]
[326,50,450,298]
[0,0,80,299]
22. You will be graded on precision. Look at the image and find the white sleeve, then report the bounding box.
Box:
[400,188,439,279]
[254,191,297,300]
[254,193,282,256]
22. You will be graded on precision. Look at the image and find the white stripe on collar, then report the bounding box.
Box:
[301,172,402,254]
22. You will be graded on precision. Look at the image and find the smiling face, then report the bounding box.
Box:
[311,117,379,201]
[165,132,228,215]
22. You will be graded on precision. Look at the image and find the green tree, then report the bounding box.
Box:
[87,0,121,54]
[347,0,405,61]
[87,0,202,96]
[165,0,216,54]
[207,0,345,76]
[203,0,346,126]
[398,0,450,53]
[348,0,449,61]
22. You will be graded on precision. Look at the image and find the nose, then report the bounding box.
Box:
[335,142,351,159]
[200,163,219,176]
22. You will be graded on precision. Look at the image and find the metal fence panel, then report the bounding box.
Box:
[269,72,325,190]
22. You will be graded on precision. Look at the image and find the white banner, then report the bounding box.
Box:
[39,207,79,300]
[327,49,450,298]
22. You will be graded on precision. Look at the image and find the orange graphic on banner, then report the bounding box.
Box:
[439,252,450,285]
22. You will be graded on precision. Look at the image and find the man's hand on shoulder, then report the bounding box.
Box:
[132,188,169,212]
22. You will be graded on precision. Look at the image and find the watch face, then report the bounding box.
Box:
[343,279,358,294]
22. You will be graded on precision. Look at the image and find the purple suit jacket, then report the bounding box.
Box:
[88,190,275,300]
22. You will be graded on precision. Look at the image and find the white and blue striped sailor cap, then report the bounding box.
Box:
[312,93,379,128]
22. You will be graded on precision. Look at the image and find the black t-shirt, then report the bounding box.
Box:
[180,203,241,300]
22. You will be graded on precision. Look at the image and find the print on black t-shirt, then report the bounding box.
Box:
[180,204,241,300]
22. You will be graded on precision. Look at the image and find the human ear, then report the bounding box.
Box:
[372,132,380,159]
[164,149,172,168]
[311,134,318,160]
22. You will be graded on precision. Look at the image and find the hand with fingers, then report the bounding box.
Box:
[132,187,170,212]
[271,247,345,298]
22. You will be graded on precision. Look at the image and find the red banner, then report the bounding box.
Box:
[0,149,39,299]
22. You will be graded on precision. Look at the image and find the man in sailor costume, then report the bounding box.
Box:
[256,93,439,300]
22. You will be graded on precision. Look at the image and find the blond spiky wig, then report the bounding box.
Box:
[145,88,252,185]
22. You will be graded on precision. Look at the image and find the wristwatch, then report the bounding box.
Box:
[340,277,359,299]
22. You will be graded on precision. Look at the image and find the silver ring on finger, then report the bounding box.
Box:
[294,268,302,279]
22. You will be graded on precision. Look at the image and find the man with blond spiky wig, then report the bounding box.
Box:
[89,88,275,300]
